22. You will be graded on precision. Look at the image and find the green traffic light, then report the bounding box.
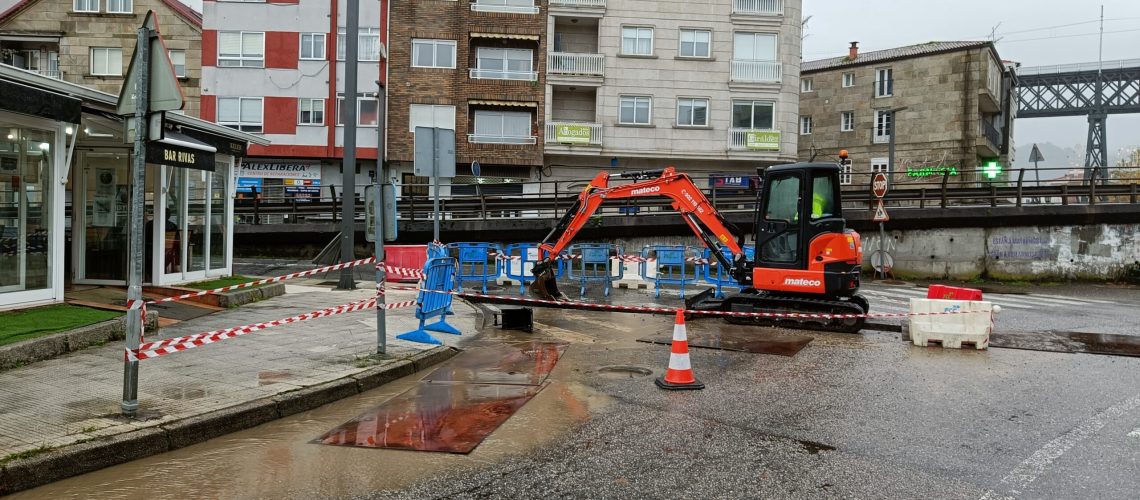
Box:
[984,161,1002,179]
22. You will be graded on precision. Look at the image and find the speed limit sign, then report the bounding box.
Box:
[872,172,889,198]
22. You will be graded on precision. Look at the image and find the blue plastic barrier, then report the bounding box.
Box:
[397,257,461,345]
[639,245,704,299]
[503,243,565,295]
[567,243,623,297]
[703,245,755,298]
[446,242,503,294]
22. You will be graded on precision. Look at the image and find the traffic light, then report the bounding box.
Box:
[983,160,1002,179]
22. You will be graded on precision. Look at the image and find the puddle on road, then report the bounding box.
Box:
[424,341,568,386]
[637,329,814,357]
[595,365,655,379]
[992,330,1140,357]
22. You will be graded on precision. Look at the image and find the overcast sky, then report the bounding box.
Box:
[803,0,1140,165]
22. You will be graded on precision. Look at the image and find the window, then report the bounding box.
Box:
[474,47,534,80]
[300,33,326,60]
[472,110,533,143]
[733,32,776,61]
[800,116,812,135]
[336,94,379,126]
[73,0,98,12]
[168,50,186,77]
[871,158,890,176]
[619,96,652,125]
[217,97,263,133]
[841,111,854,132]
[874,110,892,143]
[679,29,710,58]
[337,28,381,62]
[219,31,264,67]
[107,0,131,13]
[875,67,893,97]
[409,104,456,131]
[731,100,774,129]
[621,27,654,56]
[298,98,325,125]
[842,72,855,88]
[90,48,123,76]
[811,174,836,219]
[470,0,538,13]
[676,98,709,127]
[839,162,852,185]
[412,39,456,68]
[801,78,814,92]
[761,174,801,263]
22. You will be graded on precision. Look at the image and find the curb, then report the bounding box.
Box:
[0,313,160,372]
[0,345,461,496]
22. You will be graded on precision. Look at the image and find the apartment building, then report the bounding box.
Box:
[386,0,547,199]
[0,0,203,116]
[544,0,803,185]
[798,41,1016,187]
[201,0,388,209]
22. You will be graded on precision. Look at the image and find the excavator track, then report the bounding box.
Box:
[691,289,868,334]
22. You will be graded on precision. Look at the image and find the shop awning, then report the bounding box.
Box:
[470,32,540,41]
[0,78,81,123]
[468,100,538,108]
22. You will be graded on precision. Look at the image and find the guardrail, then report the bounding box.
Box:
[548,52,605,77]
[730,60,781,83]
[732,0,783,15]
[230,168,1140,224]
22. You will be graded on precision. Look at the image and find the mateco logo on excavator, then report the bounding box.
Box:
[630,186,661,196]
[784,278,822,287]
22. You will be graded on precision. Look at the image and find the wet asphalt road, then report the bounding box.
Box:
[367,284,1140,500]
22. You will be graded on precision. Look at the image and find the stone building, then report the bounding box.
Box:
[798,41,1015,188]
[0,0,203,117]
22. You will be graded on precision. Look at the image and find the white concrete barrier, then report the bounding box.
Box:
[908,298,998,350]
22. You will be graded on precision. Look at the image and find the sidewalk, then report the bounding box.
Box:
[0,279,480,494]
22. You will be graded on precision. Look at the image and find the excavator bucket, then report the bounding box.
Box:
[528,265,568,302]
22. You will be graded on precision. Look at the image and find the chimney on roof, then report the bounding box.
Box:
[849,42,859,59]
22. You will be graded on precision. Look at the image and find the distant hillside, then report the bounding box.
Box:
[1013,142,1077,181]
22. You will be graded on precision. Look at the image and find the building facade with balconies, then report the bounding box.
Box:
[386,0,547,199]
[200,0,387,216]
[543,0,802,185]
[0,0,203,116]
[798,41,1016,187]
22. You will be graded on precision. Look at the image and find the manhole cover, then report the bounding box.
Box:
[595,365,654,379]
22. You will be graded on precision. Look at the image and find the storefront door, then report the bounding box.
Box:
[158,160,231,285]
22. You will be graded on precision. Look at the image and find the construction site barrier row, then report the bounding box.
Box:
[145,257,379,306]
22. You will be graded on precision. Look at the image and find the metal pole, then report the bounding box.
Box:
[878,222,886,280]
[432,131,440,242]
[122,26,150,417]
[1034,159,1041,187]
[337,0,360,289]
[375,82,386,354]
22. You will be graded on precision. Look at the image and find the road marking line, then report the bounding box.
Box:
[979,394,1140,500]
[862,289,1032,309]
[1128,428,1140,438]
[988,294,1089,307]
[1023,292,1118,304]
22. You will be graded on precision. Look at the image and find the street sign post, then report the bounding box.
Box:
[1029,143,1045,188]
[871,172,890,279]
[414,127,456,242]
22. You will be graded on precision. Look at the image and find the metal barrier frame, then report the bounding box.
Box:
[446,242,503,294]
[397,257,461,345]
[640,245,704,299]
[567,243,623,297]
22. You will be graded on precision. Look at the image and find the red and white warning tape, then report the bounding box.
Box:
[383,265,426,279]
[145,257,377,306]
[491,253,710,264]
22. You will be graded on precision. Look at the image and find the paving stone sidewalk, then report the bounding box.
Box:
[0,279,479,460]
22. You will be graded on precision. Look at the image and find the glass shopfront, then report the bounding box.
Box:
[0,111,63,304]
[158,162,230,283]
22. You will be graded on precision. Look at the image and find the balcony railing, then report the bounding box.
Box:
[730,60,781,83]
[36,69,61,79]
[545,122,603,146]
[981,120,1002,149]
[547,52,604,77]
[469,68,539,81]
[732,0,783,15]
[470,0,539,14]
[469,134,538,145]
[549,0,606,7]
[727,128,780,150]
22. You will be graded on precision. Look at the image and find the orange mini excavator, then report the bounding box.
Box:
[529,160,869,332]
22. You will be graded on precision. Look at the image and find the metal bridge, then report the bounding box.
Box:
[1016,58,1140,183]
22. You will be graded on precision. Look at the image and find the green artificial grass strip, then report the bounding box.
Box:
[0,304,122,347]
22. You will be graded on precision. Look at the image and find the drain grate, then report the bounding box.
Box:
[595,365,654,379]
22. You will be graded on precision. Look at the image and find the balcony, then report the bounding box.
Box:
[469,68,538,81]
[978,119,1002,156]
[728,128,781,151]
[550,0,605,7]
[546,122,602,146]
[469,134,537,145]
[732,0,783,16]
[470,0,539,14]
[547,52,604,85]
[730,60,781,83]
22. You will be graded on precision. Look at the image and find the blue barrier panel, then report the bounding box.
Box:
[639,245,704,299]
[503,243,565,295]
[566,244,623,297]
[424,242,455,315]
[703,245,755,298]
[446,242,503,294]
[397,257,461,345]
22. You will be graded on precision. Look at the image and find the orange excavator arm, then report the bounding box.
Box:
[535,168,747,281]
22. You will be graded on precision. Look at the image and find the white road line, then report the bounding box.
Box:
[979,394,1140,500]
[1128,428,1140,438]
[988,294,1087,307]
[1023,292,1119,305]
[862,289,1032,310]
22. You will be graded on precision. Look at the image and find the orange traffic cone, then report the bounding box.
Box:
[655,310,705,390]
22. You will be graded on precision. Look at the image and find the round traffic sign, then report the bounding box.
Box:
[471,160,481,177]
[872,172,889,198]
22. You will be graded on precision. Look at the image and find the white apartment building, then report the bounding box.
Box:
[544,0,802,184]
